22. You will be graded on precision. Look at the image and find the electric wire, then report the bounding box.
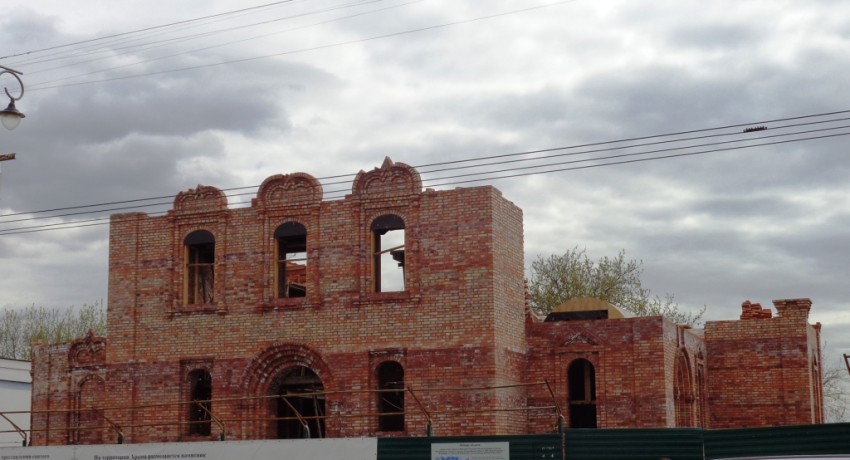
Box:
[21,0,393,83]
[6,0,312,67]
[426,130,850,188]
[2,108,846,222]
[416,116,850,176]
[412,109,850,170]
[1,115,848,235]
[0,0,301,62]
[24,0,579,92]
[420,123,850,184]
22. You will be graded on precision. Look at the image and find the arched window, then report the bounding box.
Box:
[811,354,823,423]
[376,361,405,431]
[674,350,695,427]
[696,355,707,427]
[187,370,212,436]
[274,223,307,298]
[371,215,405,292]
[74,376,105,445]
[272,366,325,439]
[567,359,597,428]
[185,230,215,305]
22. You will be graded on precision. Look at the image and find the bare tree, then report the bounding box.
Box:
[528,247,705,325]
[0,302,106,360]
[823,354,850,422]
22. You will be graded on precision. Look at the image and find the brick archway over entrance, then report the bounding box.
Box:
[240,343,334,439]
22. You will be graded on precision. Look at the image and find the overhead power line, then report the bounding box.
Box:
[23,0,578,92]
[19,0,389,76]
[3,108,847,220]
[0,0,300,61]
[1,109,849,236]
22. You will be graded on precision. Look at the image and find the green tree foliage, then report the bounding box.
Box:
[0,301,106,360]
[528,247,705,325]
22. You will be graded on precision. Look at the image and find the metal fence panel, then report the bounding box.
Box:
[704,423,850,459]
[378,434,564,460]
[564,428,704,460]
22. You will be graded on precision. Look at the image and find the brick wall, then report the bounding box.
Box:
[32,159,527,444]
[704,299,822,428]
[28,159,824,445]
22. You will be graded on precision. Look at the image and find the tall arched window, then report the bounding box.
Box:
[74,376,105,445]
[811,354,823,423]
[376,361,405,431]
[568,359,597,428]
[696,354,707,427]
[185,230,215,305]
[274,222,307,298]
[187,369,212,436]
[371,215,405,292]
[674,350,695,427]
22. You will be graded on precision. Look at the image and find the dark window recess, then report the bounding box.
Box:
[377,361,405,431]
[274,223,307,298]
[273,366,325,439]
[188,370,212,436]
[371,215,405,292]
[185,230,215,305]
[568,359,597,428]
[545,310,609,322]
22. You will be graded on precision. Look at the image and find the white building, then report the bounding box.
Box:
[0,358,30,447]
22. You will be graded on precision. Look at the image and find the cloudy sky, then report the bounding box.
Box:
[0,0,848,365]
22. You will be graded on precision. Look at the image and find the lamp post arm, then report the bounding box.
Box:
[0,65,24,101]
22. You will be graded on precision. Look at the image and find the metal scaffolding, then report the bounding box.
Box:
[1,381,563,446]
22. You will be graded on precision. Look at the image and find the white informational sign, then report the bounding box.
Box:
[431,442,509,460]
[0,437,377,460]
[0,358,32,449]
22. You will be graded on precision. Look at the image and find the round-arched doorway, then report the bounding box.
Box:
[271,365,326,439]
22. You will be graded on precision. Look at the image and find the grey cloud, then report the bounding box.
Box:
[688,195,805,219]
[1,132,234,215]
[29,68,284,144]
[1,8,70,53]
[669,23,762,52]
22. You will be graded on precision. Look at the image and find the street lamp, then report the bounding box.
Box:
[0,65,25,131]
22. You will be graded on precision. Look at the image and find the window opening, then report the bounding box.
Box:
[696,359,707,427]
[274,223,307,298]
[188,370,212,436]
[811,355,823,423]
[273,366,325,439]
[377,361,405,431]
[74,377,104,445]
[674,351,694,427]
[567,359,597,428]
[185,230,215,304]
[371,215,405,292]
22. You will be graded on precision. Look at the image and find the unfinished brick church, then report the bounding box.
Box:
[30,158,824,446]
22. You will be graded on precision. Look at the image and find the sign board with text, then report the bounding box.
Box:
[0,437,377,460]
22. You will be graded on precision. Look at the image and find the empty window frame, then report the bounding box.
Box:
[187,369,212,436]
[567,358,597,428]
[185,230,215,305]
[274,222,307,298]
[376,361,405,431]
[371,215,405,292]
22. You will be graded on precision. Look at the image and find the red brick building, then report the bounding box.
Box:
[30,158,824,445]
